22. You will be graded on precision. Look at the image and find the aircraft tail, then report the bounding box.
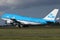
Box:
[43,9,59,21]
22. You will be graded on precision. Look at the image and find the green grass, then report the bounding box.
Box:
[0,27,60,40]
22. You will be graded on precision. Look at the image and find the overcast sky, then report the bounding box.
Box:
[0,0,60,16]
[0,0,60,24]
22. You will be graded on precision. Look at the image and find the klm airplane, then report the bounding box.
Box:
[1,9,59,28]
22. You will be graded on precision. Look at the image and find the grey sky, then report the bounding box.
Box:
[0,0,60,24]
[0,0,60,11]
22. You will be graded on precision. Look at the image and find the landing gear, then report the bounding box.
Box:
[18,24,23,28]
[18,24,29,28]
[15,24,19,28]
[10,22,29,28]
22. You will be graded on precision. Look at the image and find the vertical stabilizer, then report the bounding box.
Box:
[43,9,59,21]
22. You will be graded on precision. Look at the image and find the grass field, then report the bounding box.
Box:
[0,26,60,40]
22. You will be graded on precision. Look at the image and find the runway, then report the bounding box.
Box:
[0,34,60,36]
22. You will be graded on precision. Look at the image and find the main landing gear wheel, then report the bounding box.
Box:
[18,24,23,28]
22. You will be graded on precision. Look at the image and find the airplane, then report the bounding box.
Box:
[1,9,59,28]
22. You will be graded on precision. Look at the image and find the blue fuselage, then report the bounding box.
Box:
[1,13,55,24]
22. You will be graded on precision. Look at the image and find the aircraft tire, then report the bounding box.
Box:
[18,24,23,28]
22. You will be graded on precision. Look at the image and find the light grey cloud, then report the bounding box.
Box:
[0,0,18,6]
[0,0,60,7]
[0,0,39,11]
[0,0,60,15]
[0,0,60,16]
[0,0,38,6]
